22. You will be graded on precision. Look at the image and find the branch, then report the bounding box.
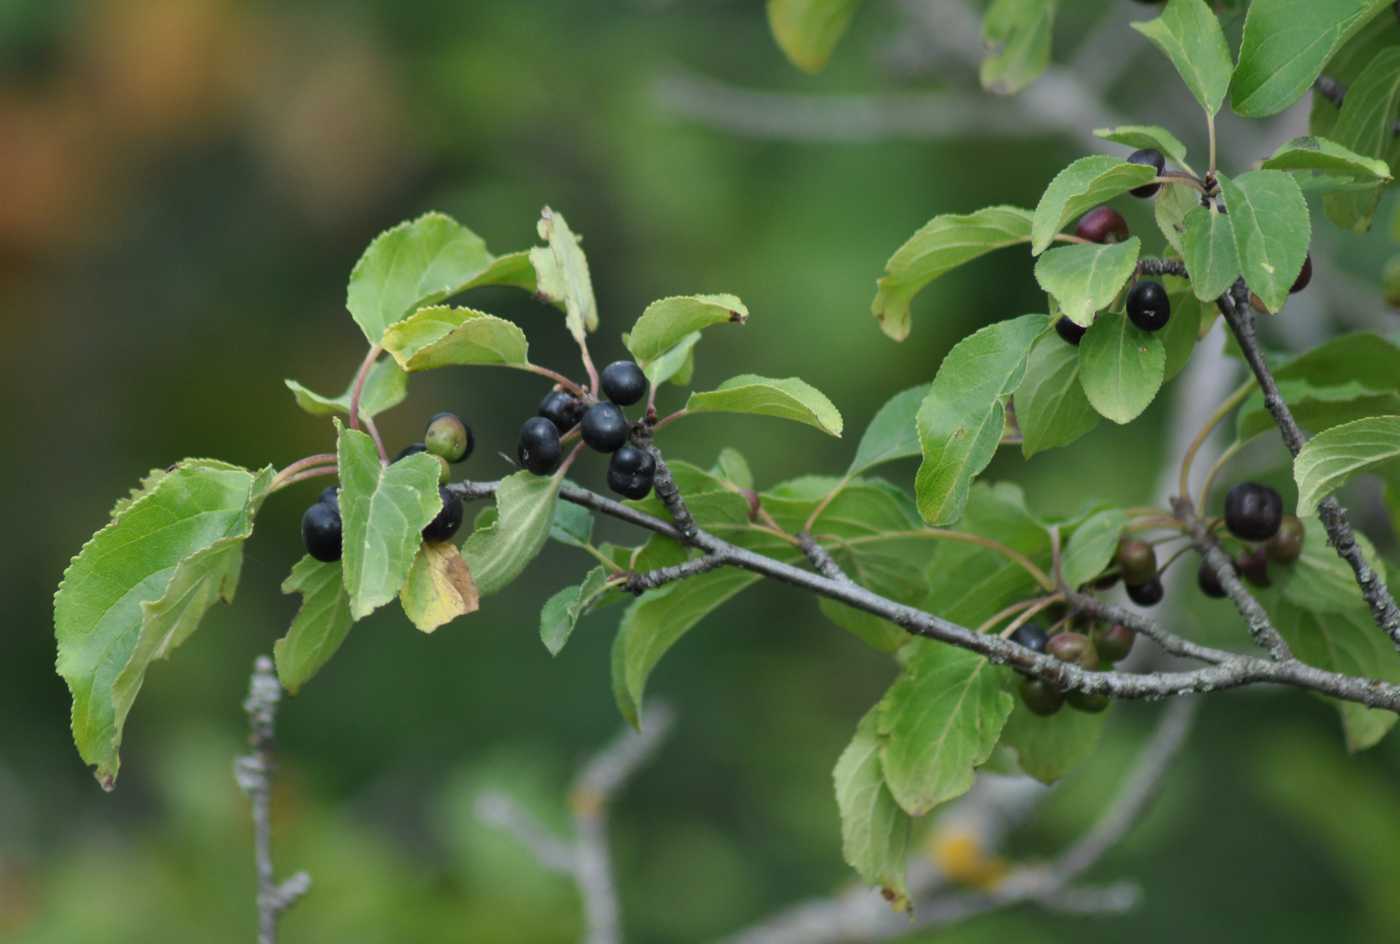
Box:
[445,476,1400,713]
[796,531,854,584]
[233,656,310,944]
[1137,258,1190,278]
[1217,283,1400,651]
[477,705,676,944]
[625,554,729,593]
[1313,75,1400,134]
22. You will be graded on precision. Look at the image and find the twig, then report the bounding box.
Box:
[795,531,853,584]
[1218,282,1400,651]
[1136,258,1189,278]
[1313,75,1400,134]
[624,554,729,593]
[233,656,310,944]
[645,445,700,544]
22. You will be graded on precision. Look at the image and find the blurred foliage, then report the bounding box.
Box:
[6,0,1400,940]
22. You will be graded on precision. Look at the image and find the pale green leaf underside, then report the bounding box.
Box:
[540,566,611,657]
[1078,311,1165,424]
[686,375,844,437]
[872,206,1032,341]
[848,384,930,476]
[462,470,563,596]
[530,207,597,342]
[382,305,530,372]
[1219,170,1311,313]
[337,422,443,620]
[766,0,863,73]
[1033,237,1141,326]
[916,314,1048,525]
[1000,691,1107,783]
[625,293,747,368]
[1030,157,1156,254]
[274,555,354,695]
[1261,135,1393,188]
[1131,0,1234,117]
[1295,415,1400,509]
[285,356,407,422]
[834,708,911,908]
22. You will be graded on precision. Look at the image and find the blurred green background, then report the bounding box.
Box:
[7,1,1400,941]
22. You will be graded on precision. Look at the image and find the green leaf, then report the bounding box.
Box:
[1030,157,1156,254]
[400,541,479,633]
[1295,415,1400,509]
[1131,0,1233,116]
[915,314,1048,524]
[1237,379,1400,442]
[1161,286,1204,381]
[1094,125,1192,171]
[1275,515,1387,616]
[1322,47,1400,231]
[1013,333,1100,457]
[872,206,1033,341]
[980,0,1057,96]
[337,422,444,620]
[549,501,594,550]
[623,460,752,528]
[1232,0,1392,117]
[285,357,407,422]
[530,207,597,342]
[1078,311,1166,424]
[999,685,1108,783]
[766,0,863,73]
[876,642,1014,816]
[817,598,910,653]
[274,555,354,695]
[346,212,524,345]
[462,470,563,596]
[1262,135,1394,190]
[1219,170,1311,314]
[834,708,911,909]
[713,447,755,490]
[848,384,930,476]
[640,331,700,388]
[1181,204,1241,302]
[1060,508,1128,589]
[612,568,760,727]
[685,375,843,437]
[1154,180,1200,257]
[625,294,747,371]
[55,460,271,787]
[381,306,529,372]
[1033,238,1141,326]
[540,566,612,657]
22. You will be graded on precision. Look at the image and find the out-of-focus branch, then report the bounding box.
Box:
[233,656,311,944]
[476,705,676,944]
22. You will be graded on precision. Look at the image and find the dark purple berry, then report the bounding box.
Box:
[302,501,342,563]
[1019,677,1064,716]
[1055,316,1087,345]
[518,417,563,475]
[1127,148,1166,197]
[1067,690,1110,713]
[607,444,656,500]
[1127,280,1171,332]
[1092,623,1135,663]
[1075,206,1130,244]
[600,361,649,406]
[538,390,584,433]
[422,487,464,542]
[1291,253,1312,294]
[1010,622,1049,654]
[1126,577,1164,607]
[581,402,630,453]
[1224,482,1284,542]
[1197,559,1226,599]
[1235,548,1272,588]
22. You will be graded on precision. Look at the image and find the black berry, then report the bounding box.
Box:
[425,412,473,463]
[1116,538,1158,587]
[1235,548,1272,589]
[318,485,339,509]
[394,442,428,462]
[600,361,649,406]
[517,417,563,475]
[1291,253,1312,294]
[422,487,464,542]
[1075,206,1130,244]
[1067,690,1110,713]
[1019,677,1064,716]
[1126,577,1164,607]
[1224,482,1284,541]
[1047,632,1099,670]
[1010,623,1049,654]
[581,402,630,453]
[1266,515,1305,564]
[1127,148,1166,197]
[607,444,656,500]
[1092,623,1135,663]
[1127,280,1171,332]
[302,501,343,563]
[1197,559,1227,598]
[538,390,584,433]
[1055,316,1087,346]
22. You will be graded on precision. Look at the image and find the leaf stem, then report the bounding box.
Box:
[348,344,382,432]
[802,473,854,534]
[1197,436,1251,512]
[650,408,688,433]
[517,363,590,399]
[998,594,1063,639]
[1176,378,1252,503]
[269,465,339,493]
[272,453,338,489]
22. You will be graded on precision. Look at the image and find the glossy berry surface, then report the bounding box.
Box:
[1266,515,1305,564]
[1019,677,1064,717]
[1197,559,1226,599]
[538,390,584,433]
[600,361,649,406]
[425,412,473,463]
[1074,206,1130,244]
[517,417,563,475]
[1127,280,1171,331]
[1010,623,1049,654]
[1235,548,1271,589]
[1127,148,1166,197]
[581,402,630,453]
[1224,482,1284,541]
[318,485,339,509]
[1093,623,1135,663]
[302,501,343,563]
[1054,316,1086,346]
[1291,253,1312,294]
[607,444,656,500]
[1046,632,1099,670]
[1067,690,1110,713]
[1116,538,1158,587]
[422,487,464,542]
[1126,577,1164,607]
[394,442,428,462]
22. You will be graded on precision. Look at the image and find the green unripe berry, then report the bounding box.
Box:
[1092,623,1136,663]
[1116,537,1157,587]
[1046,631,1099,670]
[1067,690,1110,713]
[425,412,473,463]
[1019,677,1064,716]
[1266,515,1305,564]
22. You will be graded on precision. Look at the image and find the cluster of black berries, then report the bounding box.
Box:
[517,360,657,499]
[300,412,473,562]
[1197,482,1304,597]
[1010,619,1136,717]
